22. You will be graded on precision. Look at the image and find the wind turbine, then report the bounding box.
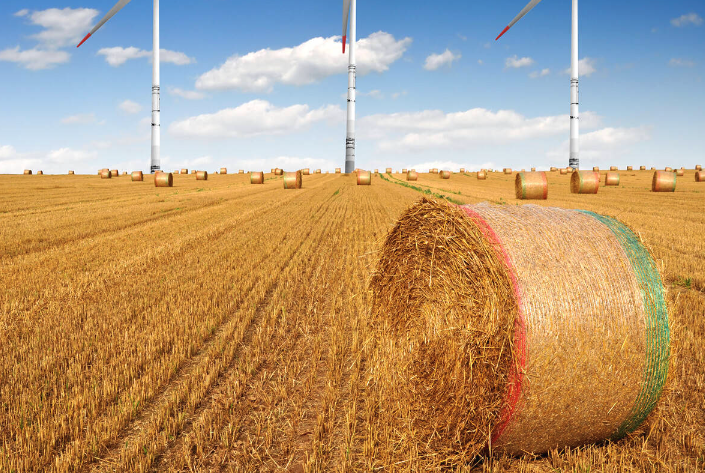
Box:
[78,0,161,174]
[496,0,580,170]
[342,0,356,174]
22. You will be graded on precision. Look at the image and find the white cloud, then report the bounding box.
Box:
[477,59,484,65]
[359,108,603,152]
[47,148,97,163]
[0,144,42,173]
[529,68,551,79]
[119,100,142,114]
[61,113,97,125]
[669,58,695,67]
[97,47,194,66]
[14,9,29,17]
[0,145,19,160]
[0,46,70,70]
[456,33,467,41]
[651,27,659,33]
[423,49,461,71]
[563,57,597,77]
[168,87,206,100]
[546,126,651,161]
[483,42,492,49]
[505,55,535,69]
[391,91,408,99]
[27,8,99,48]
[195,32,412,92]
[670,13,703,27]
[169,100,344,139]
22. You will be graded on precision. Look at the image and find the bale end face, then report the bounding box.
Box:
[515,172,548,200]
[357,170,372,185]
[155,172,174,187]
[196,171,208,181]
[605,172,620,186]
[250,171,264,184]
[283,170,302,189]
[571,171,600,194]
[652,171,676,192]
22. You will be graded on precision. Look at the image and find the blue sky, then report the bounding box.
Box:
[0,0,703,174]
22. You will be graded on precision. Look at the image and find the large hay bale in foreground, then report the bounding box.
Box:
[196,171,208,181]
[101,170,111,179]
[131,171,144,181]
[283,171,302,189]
[652,171,676,192]
[440,170,451,179]
[477,171,487,180]
[696,171,705,182]
[370,198,669,458]
[250,171,264,184]
[515,172,547,200]
[605,172,620,186]
[24,170,32,175]
[357,170,371,185]
[407,170,418,181]
[154,172,173,187]
[571,171,600,194]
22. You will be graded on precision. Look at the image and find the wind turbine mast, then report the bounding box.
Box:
[151,0,160,173]
[342,0,356,174]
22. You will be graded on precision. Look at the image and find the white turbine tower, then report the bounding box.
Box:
[78,0,161,174]
[342,0,356,174]
[496,0,580,170]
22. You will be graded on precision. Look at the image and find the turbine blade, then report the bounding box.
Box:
[77,0,132,47]
[495,0,543,40]
[342,0,351,53]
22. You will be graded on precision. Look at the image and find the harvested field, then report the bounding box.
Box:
[0,170,703,472]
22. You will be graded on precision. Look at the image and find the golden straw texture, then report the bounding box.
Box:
[154,172,173,188]
[696,171,705,182]
[250,172,264,184]
[219,167,227,174]
[652,171,676,192]
[571,171,600,194]
[605,172,620,186]
[407,170,418,181]
[477,171,487,180]
[131,171,143,182]
[283,171,302,189]
[515,171,548,200]
[196,171,208,181]
[503,168,512,174]
[110,170,119,178]
[101,170,111,179]
[23,170,32,175]
[440,170,451,179]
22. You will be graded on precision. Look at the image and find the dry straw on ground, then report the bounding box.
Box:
[101,170,111,179]
[653,171,676,192]
[283,170,302,189]
[605,172,620,186]
[250,172,264,184]
[696,171,705,182]
[370,197,669,461]
[357,170,371,185]
[196,171,208,181]
[571,171,600,194]
[155,172,173,187]
[440,170,451,179]
[23,170,32,175]
[515,171,548,199]
[131,171,144,182]
[477,171,487,180]
[407,170,418,181]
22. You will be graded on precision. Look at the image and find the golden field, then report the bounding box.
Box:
[0,169,703,472]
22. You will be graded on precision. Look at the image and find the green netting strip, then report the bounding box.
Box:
[578,211,670,439]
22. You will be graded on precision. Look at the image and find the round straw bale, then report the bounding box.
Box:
[695,171,704,182]
[301,168,309,175]
[515,171,548,200]
[651,167,656,170]
[374,169,378,173]
[275,168,283,176]
[250,171,264,184]
[101,169,111,179]
[196,170,208,181]
[640,166,646,171]
[460,168,465,173]
[627,166,633,171]
[571,171,600,194]
[610,166,618,171]
[110,169,119,177]
[386,167,392,173]
[335,168,341,173]
[432,168,438,174]
[68,170,75,175]
[559,168,567,175]
[503,168,512,174]
[154,172,173,187]
[407,170,418,181]
[315,169,321,174]
[550,167,558,172]
[131,171,144,181]
[664,167,673,172]
[220,167,227,174]
[440,170,451,179]
[696,164,702,171]
[605,172,620,186]
[593,166,599,172]
[357,170,372,185]
[370,197,669,457]
[37,170,44,175]
[180,168,187,175]
[531,167,536,172]
[191,170,197,174]
[402,168,408,174]
[477,171,487,180]
[652,171,676,192]
[283,170,302,189]
[24,170,32,175]
[675,168,684,176]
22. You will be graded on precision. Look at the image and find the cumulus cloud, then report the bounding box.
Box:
[0,46,70,70]
[0,145,42,173]
[0,145,19,160]
[27,7,99,48]
[391,91,408,99]
[669,58,695,67]
[47,148,98,163]
[529,68,551,79]
[61,113,97,125]
[546,126,651,161]
[505,55,534,69]
[14,9,29,17]
[119,100,142,114]
[168,87,206,100]
[670,13,703,27]
[423,49,461,71]
[97,47,195,66]
[169,100,344,139]
[564,57,597,77]
[195,32,412,92]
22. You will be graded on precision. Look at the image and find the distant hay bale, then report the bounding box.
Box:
[550,167,558,172]
[559,168,568,175]
[431,168,438,174]
[503,168,512,174]
[407,170,418,181]
[640,166,646,171]
[515,171,548,200]
[477,171,487,180]
[664,167,673,172]
[68,170,75,175]
[696,164,702,171]
[181,169,188,175]
[675,169,684,177]
[191,170,197,174]
[131,171,144,181]
[651,167,656,170]
[521,169,525,172]
[357,170,372,185]
[605,172,620,186]
[593,167,599,172]
[110,170,119,177]
[302,168,310,175]
[652,171,676,192]
[196,171,208,181]
[402,168,408,174]
[370,197,669,457]
[571,171,600,194]
[220,168,227,174]
[627,166,633,171]
[283,170,302,189]
[335,168,341,173]
[154,172,174,187]
[460,168,465,173]
[386,167,392,173]
[101,170,111,179]
[610,166,618,171]
[440,170,451,179]
[37,171,44,175]
[568,168,574,173]
[250,171,264,184]
[695,171,704,182]
[275,168,283,176]
[315,169,321,174]
[24,170,32,175]
[531,167,536,172]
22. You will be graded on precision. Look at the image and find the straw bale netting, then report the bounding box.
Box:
[664,167,673,172]
[696,164,702,171]
[101,169,111,179]
[283,170,302,189]
[440,170,451,179]
[357,170,371,185]
[250,171,264,184]
[695,171,704,182]
[407,170,418,181]
[68,170,75,175]
[131,171,144,182]
[627,166,633,171]
[652,171,676,192]
[640,166,646,171]
[559,168,567,175]
[37,171,44,175]
[369,197,669,458]
[24,170,32,175]
[154,172,173,187]
[675,168,684,177]
[477,171,487,180]
[605,172,620,186]
[110,170,119,177]
[570,171,600,194]
[220,167,227,174]
[610,166,618,171]
[196,171,208,181]
[515,171,547,200]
